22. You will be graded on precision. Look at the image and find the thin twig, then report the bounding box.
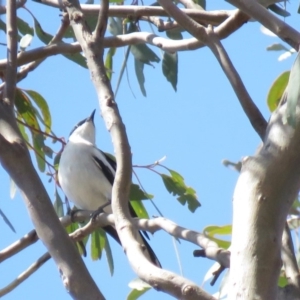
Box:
[157,0,267,139]
[16,12,70,84]
[93,0,109,42]
[0,252,51,297]
[3,0,18,107]
[205,26,267,139]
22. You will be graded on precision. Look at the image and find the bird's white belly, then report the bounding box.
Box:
[58,145,112,213]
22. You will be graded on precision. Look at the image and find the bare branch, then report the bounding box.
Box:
[0,0,26,14]
[156,0,267,138]
[227,0,300,50]
[0,230,38,263]
[205,26,267,139]
[16,13,70,83]
[93,0,108,42]
[0,252,51,297]
[34,0,231,26]
[3,0,18,107]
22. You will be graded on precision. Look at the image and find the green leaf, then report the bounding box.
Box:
[16,119,29,142]
[63,53,88,69]
[0,208,16,233]
[32,133,46,172]
[134,59,147,97]
[24,89,52,133]
[194,0,205,9]
[166,28,183,40]
[0,19,22,40]
[131,43,160,65]
[204,225,232,236]
[108,17,123,36]
[127,288,150,300]
[285,52,300,127]
[103,232,114,275]
[85,15,98,32]
[53,188,64,218]
[54,152,61,171]
[127,279,151,300]
[161,174,185,195]
[17,17,34,36]
[278,274,288,287]
[162,51,178,91]
[91,229,105,260]
[267,71,289,112]
[130,200,149,219]
[65,221,79,234]
[105,47,116,80]
[161,168,201,213]
[268,4,290,17]
[43,145,53,158]
[129,23,160,66]
[33,17,53,44]
[266,43,289,52]
[63,26,75,39]
[203,225,231,249]
[0,19,7,34]
[129,183,153,201]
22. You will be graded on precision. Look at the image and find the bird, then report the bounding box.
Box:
[58,110,160,267]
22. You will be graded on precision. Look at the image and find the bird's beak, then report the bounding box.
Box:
[87,109,96,122]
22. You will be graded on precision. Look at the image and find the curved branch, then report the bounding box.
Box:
[227,0,300,50]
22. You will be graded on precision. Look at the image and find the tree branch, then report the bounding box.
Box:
[0,0,26,14]
[156,0,267,138]
[93,0,108,42]
[228,93,300,298]
[226,0,300,50]
[34,0,231,26]
[3,0,18,107]
[0,252,51,297]
[205,26,267,139]
[0,4,103,299]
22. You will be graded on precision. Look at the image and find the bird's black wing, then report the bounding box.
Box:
[92,153,115,186]
[94,150,161,266]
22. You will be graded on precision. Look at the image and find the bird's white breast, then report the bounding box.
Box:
[58,141,113,212]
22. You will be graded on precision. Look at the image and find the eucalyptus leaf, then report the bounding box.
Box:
[17,17,34,36]
[266,43,289,52]
[24,89,52,133]
[162,51,178,91]
[105,47,116,80]
[0,208,16,233]
[134,59,147,97]
[103,231,114,275]
[267,71,289,112]
[53,188,64,217]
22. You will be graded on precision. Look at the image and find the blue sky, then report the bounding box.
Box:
[0,1,298,299]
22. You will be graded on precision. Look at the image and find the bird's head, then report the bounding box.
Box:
[69,109,96,144]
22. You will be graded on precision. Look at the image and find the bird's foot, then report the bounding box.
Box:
[91,201,111,223]
[68,207,84,223]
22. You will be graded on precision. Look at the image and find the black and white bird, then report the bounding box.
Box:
[58,110,160,267]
